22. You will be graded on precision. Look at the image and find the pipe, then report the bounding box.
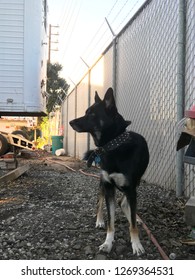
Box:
[45,157,169,260]
[78,168,100,179]
[136,214,169,260]
[79,167,169,259]
[176,0,186,197]
[46,158,76,172]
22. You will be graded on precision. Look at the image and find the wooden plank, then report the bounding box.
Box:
[0,164,29,184]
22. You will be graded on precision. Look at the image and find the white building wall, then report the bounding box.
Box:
[0,0,47,116]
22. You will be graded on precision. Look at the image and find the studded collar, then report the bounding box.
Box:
[87,131,131,167]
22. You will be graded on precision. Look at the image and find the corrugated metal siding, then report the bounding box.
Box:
[75,75,89,159]
[89,49,113,151]
[66,90,76,157]
[62,0,195,197]
[63,47,114,157]
[0,0,24,107]
[0,0,47,115]
[116,0,178,188]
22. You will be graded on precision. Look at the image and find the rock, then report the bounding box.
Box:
[73,244,81,250]
[84,245,93,255]
[116,245,126,255]
[95,254,107,260]
[169,239,182,247]
[169,253,176,260]
[0,159,192,260]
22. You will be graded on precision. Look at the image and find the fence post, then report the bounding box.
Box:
[87,70,91,151]
[176,0,186,197]
[105,17,117,98]
[65,96,69,155]
[112,37,117,98]
[74,86,77,158]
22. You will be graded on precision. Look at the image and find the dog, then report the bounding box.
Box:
[69,87,149,256]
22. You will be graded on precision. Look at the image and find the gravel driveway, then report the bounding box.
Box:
[0,156,194,260]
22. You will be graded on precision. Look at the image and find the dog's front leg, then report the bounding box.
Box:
[96,181,105,228]
[99,182,115,253]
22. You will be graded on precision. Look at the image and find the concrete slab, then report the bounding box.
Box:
[185,196,195,226]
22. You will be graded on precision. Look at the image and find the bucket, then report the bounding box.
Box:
[51,136,63,155]
[55,148,65,156]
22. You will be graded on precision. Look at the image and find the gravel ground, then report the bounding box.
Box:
[0,156,194,260]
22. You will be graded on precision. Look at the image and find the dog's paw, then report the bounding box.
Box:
[99,242,112,253]
[96,220,105,228]
[136,218,142,225]
[132,241,145,256]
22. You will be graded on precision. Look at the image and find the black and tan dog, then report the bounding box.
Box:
[69,87,149,255]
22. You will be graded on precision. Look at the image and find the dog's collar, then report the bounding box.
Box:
[87,131,131,167]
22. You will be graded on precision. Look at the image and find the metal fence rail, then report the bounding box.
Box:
[62,0,195,197]
[183,0,195,197]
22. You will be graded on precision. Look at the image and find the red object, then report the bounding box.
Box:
[185,105,195,118]
[2,153,14,159]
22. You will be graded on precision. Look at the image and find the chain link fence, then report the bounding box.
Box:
[183,0,195,196]
[62,0,195,197]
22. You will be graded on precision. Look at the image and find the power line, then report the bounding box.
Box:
[80,0,120,61]
[54,0,146,87]
[60,0,83,62]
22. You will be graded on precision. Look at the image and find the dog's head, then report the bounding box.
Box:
[69,87,131,146]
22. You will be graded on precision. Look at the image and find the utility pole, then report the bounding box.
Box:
[48,24,59,63]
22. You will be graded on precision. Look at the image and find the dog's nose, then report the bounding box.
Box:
[69,120,74,126]
[69,119,78,129]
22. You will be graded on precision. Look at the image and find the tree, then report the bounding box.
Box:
[46,62,69,113]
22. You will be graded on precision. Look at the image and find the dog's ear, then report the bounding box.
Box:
[103,87,116,109]
[95,91,101,103]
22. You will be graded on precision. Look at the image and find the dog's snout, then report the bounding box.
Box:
[69,118,84,132]
[69,120,76,127]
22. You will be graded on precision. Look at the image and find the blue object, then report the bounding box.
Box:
[51,136,63,155]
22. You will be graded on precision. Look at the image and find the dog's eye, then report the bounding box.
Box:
[86,110,95,118]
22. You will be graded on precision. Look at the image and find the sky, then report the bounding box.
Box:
[47,0,146,89]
